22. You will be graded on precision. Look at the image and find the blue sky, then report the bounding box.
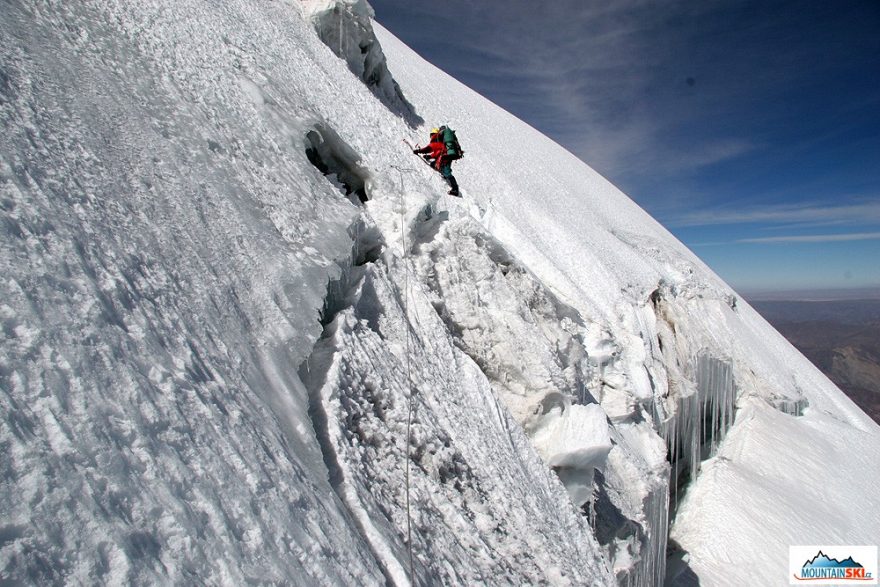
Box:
[369,0,880,294]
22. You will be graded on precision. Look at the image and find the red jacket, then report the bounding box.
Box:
[416,133,447,168]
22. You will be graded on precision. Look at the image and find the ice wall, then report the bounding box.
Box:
[297,198,616,584]
[400,213,680,586]
[302,0,422,126]
[663,354,736,510]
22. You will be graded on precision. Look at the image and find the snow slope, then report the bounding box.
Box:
[374,20,880,586]
[1,0,877,585]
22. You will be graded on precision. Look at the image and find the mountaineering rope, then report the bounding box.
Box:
[392,159,465,585]
[393,164,416,585]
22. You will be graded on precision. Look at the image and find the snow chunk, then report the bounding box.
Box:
[531,403,612,507]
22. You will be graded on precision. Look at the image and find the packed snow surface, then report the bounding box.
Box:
[1,0,878,586]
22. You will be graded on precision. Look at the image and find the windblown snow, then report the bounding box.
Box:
[1,0,878,585]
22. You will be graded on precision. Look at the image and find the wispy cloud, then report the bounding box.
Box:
[739,232,880,244]
[672,201,880,227]
[373,0,879,233]
[381,0,756,181]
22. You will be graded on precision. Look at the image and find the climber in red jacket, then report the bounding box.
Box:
[413,126,461,196]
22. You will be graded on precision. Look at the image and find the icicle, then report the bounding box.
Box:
[338,8,344,57]
[656,355,738,586]
[773,396,808,416]
[663,354,738,515]
[617,474,670,587]
[644,475,670,587]
[693,354,736,462]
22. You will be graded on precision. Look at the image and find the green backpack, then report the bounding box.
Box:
[440,126,464,160]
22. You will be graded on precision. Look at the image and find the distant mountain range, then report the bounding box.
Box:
[746,287,880,303]
[751,297,880,424]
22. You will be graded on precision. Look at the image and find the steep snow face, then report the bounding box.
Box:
[1,0,613,584]
[0,2,381,584]
[1,1,878,586]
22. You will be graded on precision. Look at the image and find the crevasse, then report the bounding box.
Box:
[663,354,737,513]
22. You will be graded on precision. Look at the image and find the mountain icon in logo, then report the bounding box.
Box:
[803,551,865,569]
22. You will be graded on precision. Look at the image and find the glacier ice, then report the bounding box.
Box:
[1,0,878,585]
[302,0,422,126]
[662,354,737,511]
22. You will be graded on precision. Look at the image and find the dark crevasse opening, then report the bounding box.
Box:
[305,124,370,205]
[664,354,736,517]
[317,220,384,329]
[665,538,701,587]
[658,355,736,586]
